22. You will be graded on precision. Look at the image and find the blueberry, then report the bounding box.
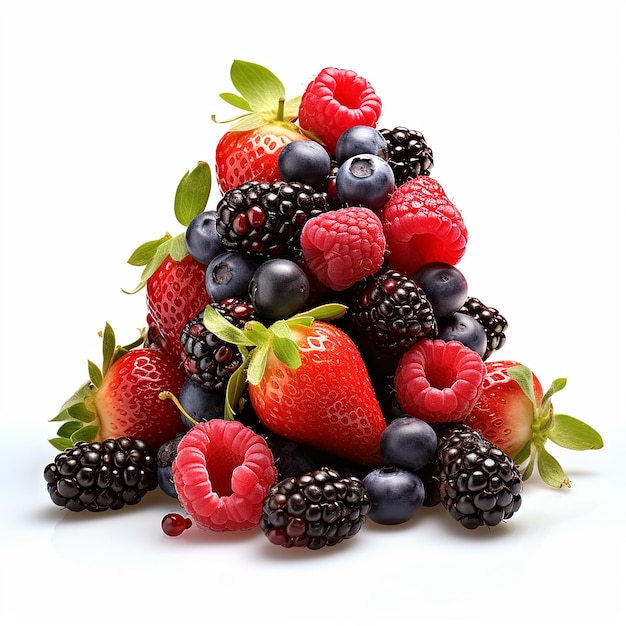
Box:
[178,378,224,429]
[205,251,257,302]
[362,466,426,525]
[437,312,488,357]
[335,125,389,164]
[335,154,395,211]
[278,140,331,189]
[380,415,437,471]
[185,211,224,265]
[248,258,310,320]
[413,262,468,318]
[156,432,186,498]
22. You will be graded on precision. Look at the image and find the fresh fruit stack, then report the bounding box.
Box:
[44,60,604,550]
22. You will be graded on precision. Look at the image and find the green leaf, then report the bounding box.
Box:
[513,439,532,466]
[49,437,74,452]
[272,336,301,370]
[126,235,171,266]
[56,421,85,438]
[101,322,116,375]
[224,359,249,420]
[541,377,567,412]
[269,319,292,339]
[169,232,188,262]
[174,161,212,227]
[242,320,270,346]
[203,305,250,346]
[87,360,103,388]
[227,112,270,132]
[521,449,536,481]
[507,365,538,406]
[548,413,604,450]
[57,382,92,413]
[537,446,571,488]
[282,95,302,121]
[66,402,96,423]
[219,92,252,112]
[70,425,99,443]
[247,343,270,387]
[230,60,285,113]
[290,303,348,322]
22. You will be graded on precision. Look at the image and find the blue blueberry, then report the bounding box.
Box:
[335,125,389,164]
[248,258,310,320]
[156,432,186,499]
[179,378,224,429]
[362,466,426,525]
[413,262,468,318]
[437,312,488,357]
[205,251,257,302]
[278,140,331,189]
[335,154,395,211]
[380,415,437,471]
[185,211,224,265]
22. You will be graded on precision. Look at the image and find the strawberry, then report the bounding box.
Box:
[203,303,387,466]
[49,323,187,452]
[466,360,604,488]
[212,60,310,193]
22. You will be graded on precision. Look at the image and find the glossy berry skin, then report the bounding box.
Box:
[156,432,185,498]
[362,466,425,525]
[205,251,257,302]
[185,211,224,266]
[335,125,388,164]
[277,140,331,190]
[413,262,468,318]
[248,258,310,321]
[335,154,395,211]
[379,415,437,471]
[162,513,192,536]
[437,312,488,358]
[178,378,224,429]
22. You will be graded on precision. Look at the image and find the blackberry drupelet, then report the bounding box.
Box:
[380,126,434,184]
[259,467,371,549]
[44,437,158,512]
[458,296,508,360]
[429,423,522,529]
[215,180,332,261]
[347,267,437,357]
[180,297,256,391]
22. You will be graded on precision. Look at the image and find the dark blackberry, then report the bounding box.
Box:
[458,296,508,360]
[180,297,256,391]
[259,467,371,549]
[347,267,437,357]
[380,126,434,184]
[428,423,522,529]
[215,180,332,261]
[43,437,158,512]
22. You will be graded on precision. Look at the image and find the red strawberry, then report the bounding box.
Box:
[300,206,386,291]
[381,176,468,276]
[203,304,387,466]
[297,67,383,155]
[466,360,604,488]
[212,60,309,193]
[49,324,187,452]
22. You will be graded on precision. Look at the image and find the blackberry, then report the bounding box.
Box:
[380,126,434,184]
[347,267,437,357]
[215,180,332,261]
[180,297,256,391]
[44,437,158,512]
[458,296,508,359]
[259,467,371,549]
[427,423,522,529]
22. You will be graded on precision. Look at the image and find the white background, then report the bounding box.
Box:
[2,1,624,624]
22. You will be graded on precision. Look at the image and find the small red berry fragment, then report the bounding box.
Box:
[382,176,468,276]
[162,513,192,536]
[172,420,277,532]
[297,67,382,155]
[394,339,486,423]
[300,206,386,291]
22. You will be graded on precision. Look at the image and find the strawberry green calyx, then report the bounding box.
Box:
[508,365,604,489]
[211,59,302,131]
[49,323,145,451]
[202,303,348,419]
[124,161,212,293]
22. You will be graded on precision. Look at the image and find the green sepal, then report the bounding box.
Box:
[224,358,250,420]
[219,92,252,112]
[203,304,250,345]
[55,421,85,438]
[507,365,537,405]
[174,161,212,227]
[247,342,270,387]
[548,413,604,450]
[87,360,103,388]
[242,320,271,346]
[291,303,348,323]
[537,445,571,488]
[66,402,95,423]
[541,377,567,413]
[126,234,171,267]
[513,439,532,466]
[271,336,301,370]
[49,437,75,452]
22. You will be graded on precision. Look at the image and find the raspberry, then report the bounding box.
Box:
[300,206,385,291]
[297,67,382,155]
[381,176,468,276]
[172,420,277,532]
[394,339,486,424]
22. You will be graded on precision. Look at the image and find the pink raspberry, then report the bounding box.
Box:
[381,176,468,276]
[394,339,486,424]
[297,67,382,155]
[300,206,386,291]
[172,420,277,532]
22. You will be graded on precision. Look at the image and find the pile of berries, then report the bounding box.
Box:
[44,60,603,550]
